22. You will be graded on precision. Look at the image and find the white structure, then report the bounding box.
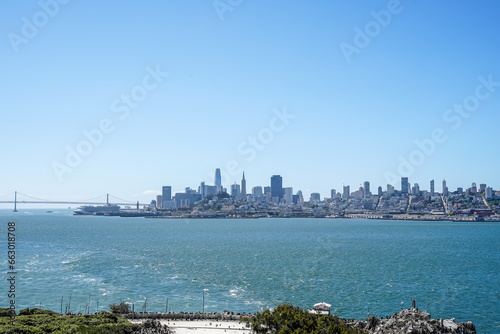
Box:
[308,302,331,315]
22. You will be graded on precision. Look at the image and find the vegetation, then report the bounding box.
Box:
[109,302,131,315]
[241,304,365,334]
[0,308,139,334]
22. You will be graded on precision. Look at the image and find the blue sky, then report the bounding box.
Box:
[1,0,499,207]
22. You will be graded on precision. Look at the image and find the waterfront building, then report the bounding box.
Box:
[430,180,435,196]
[271,175,283,201]
[163,200,177,209]
[284,187,293,204]
[174,189,201,208]
[215,168,222,193]
[364,181,371,198]
[401,177,409,194]
[241,172,247,200]
[156,195,163,209]
[343,185,350,199]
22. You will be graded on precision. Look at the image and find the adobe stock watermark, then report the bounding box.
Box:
[213,0,244,21]
[51,65,168,182]
[7,0,71,54]
[339,0,412,64]
[209,106,296,186]
[384,74,499,185]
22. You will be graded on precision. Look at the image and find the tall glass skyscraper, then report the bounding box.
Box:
[271,175,283,200]
[162,186,172,201]
[401,177,409,194]
[215,168,222,193]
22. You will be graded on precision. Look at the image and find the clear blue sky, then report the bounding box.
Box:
[1,0,499,206]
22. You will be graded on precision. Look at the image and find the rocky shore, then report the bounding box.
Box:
[343,307,476,334]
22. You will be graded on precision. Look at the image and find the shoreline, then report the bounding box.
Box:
[129,319,250,334]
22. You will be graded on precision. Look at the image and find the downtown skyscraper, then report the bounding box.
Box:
[215,168,222,193]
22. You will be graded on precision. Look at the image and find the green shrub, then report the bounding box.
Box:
[109,302,131,315]
[242,304,365,334]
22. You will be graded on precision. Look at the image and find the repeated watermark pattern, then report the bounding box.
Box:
[212,0,244,21]
[339,0,413,64]
[209,106,296,187]
[7,0,71,54]
[384,74,499,185]
[51,65,168,182]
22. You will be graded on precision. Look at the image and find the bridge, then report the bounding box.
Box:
[0,192,150,212]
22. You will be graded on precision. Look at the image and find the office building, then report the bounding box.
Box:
[156,195,163,209]
[401,177,409,194]
[241,172,247,200]
[264,186,271,195]
[271,175,283,201]
[162,186,172,209]
[162,186,172,201]
[297,190,304,204]
[343,185,350,199]
[412,183,420,196]
[442,179,448,196]
[215,168,222,193]
[252,186,263,197]
[200,182,206,198]
[486,187,493,199]
[284,187,293,204]
[231,183,241,198]
[430,180,435,196]
[331,189,336,199]
[378,186,383,196]
[310,193,321,202]
[363,181,371,198]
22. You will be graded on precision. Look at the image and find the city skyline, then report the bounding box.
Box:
[2,167,498,210]
[1,1,499,206]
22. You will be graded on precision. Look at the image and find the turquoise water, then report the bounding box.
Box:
[0,210,498,333]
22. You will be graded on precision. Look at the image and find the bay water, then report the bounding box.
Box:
[0,210,498,332]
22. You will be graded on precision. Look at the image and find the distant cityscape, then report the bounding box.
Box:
[136,168,500,221]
